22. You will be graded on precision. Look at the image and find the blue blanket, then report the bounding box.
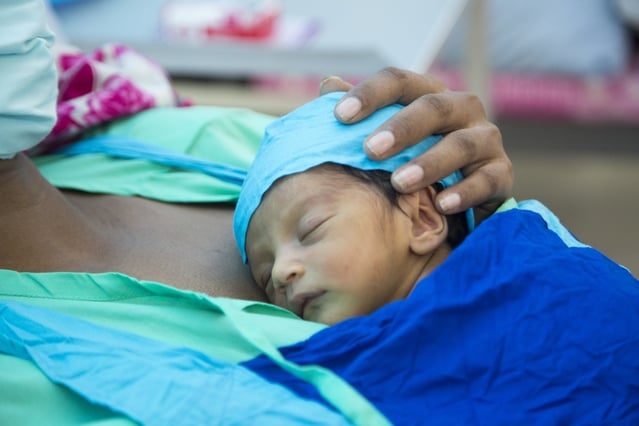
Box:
[1,202,638,424]
[244,202,639,424]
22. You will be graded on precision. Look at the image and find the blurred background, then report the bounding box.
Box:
[48,0,638,273]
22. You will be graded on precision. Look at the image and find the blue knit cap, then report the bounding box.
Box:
[234,92,474,263]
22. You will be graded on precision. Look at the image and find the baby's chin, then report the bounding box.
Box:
[282,292,372,325]
[304,306,366,326]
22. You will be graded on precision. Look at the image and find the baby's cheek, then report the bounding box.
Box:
[271,293,289,310]
[323,253,352,278]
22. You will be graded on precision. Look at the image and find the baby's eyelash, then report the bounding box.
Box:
[299,225,317,241]
[299,216,329,242]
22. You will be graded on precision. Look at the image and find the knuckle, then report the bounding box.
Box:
[464,93,484,112]
[419,94,453,120]
[457,92,490,125]
[379,66,410,83]
[477,167,500,194]
[483,122,503,147]
[502,158,515,187]
[453,130,478,162]
[425,74,447,93]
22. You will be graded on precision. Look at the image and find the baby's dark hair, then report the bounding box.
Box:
[328,163,469,248]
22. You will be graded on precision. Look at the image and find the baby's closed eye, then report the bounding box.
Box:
[299,215,331,244]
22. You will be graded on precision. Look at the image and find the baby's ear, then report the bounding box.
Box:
[397,187,448,255]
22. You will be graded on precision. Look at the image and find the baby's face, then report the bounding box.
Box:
[245,168,416,325]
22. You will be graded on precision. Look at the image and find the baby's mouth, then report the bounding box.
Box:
[291,290,326,319]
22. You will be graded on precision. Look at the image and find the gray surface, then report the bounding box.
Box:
[500,119,638,275]
[52,0,468,77]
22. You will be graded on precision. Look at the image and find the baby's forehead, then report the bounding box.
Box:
[258,166,346,210]
[264,164,353,194]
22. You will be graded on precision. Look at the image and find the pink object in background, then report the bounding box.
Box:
[252,60,639,125]
[429,62,639,124]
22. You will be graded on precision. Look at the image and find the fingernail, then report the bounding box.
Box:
[366,131,394,157]
[335,97,361,121]
[392,165,424,191]
[438,193,461,213]
[320,75,342,86]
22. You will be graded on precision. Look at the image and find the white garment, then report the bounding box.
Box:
[0,0,58,159]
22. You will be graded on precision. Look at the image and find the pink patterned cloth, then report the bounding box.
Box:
[429,61,639,124]
[253,61,639,125]
[33,43,188,155]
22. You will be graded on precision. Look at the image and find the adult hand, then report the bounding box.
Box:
[319,67,513,225]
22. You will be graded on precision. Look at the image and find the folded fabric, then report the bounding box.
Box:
[34,106,273,202]
[57,134,248,186]
[0,300,352,426]
[0,268,389,425]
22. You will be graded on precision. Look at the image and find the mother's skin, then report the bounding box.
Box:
[0,154,260,299]
[0,70,512,301]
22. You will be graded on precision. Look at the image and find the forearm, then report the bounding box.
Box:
[0,0,58,159]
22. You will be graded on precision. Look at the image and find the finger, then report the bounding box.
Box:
[319,75,353,96]
[364,92,487,160]
[433,160,514,222]
[334,67,446,123]
[390,125,501,192]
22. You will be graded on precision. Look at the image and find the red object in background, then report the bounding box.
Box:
[162,0,281,42]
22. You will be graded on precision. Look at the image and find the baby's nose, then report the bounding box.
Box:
[272,255,304,290]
